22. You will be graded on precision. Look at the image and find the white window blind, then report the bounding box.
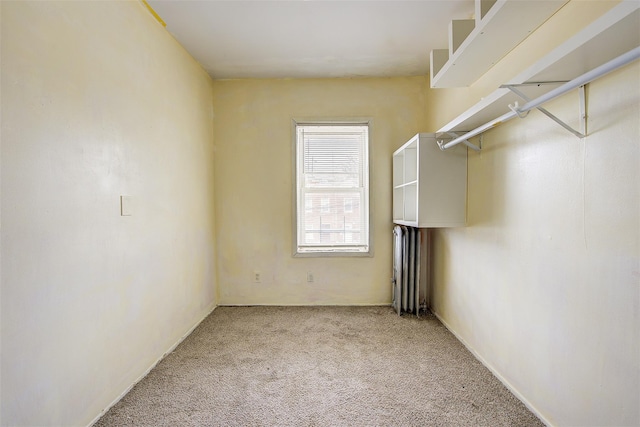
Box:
[295,124,370,255]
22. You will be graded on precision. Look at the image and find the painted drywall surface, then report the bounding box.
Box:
[430,50,639,427]
[1,2,216,426]
[212,77,428,305]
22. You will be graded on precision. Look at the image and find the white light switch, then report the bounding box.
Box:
[120,195,133,216]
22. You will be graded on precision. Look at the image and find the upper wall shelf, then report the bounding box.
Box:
[430,0,568,88]
[437,0,640,134]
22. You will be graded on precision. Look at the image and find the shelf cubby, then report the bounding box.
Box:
[392,134,467,228]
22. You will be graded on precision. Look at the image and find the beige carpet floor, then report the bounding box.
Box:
[95,306,544,426]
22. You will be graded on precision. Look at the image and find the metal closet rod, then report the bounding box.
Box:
[438,46,640,151]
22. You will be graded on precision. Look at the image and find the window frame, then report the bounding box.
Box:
[292,119,373,257]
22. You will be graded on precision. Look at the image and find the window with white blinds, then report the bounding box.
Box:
[295,124,370,255]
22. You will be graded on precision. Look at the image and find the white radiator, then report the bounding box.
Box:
[392,225,422,316]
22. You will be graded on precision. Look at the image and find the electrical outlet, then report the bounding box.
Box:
[307,272,314,283]
[254,271,261,283]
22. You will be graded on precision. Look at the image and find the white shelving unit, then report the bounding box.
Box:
[393,134,467,228]
[437,1,640,135]
[430,0,568,88]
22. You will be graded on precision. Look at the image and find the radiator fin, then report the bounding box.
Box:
[392,225,422,316]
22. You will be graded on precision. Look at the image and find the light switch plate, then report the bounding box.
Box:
[120,195,133,216]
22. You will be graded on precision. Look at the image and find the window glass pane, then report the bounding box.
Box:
[320,197,330,213]
[301,192,363,246]
[303,137,361,174]
[344,198,353,213]
[303,133,363,188]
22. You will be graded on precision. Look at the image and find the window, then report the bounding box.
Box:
[321,197,330,213]
[344,223,353,243]
[344,198,353,213]
[295,123,370,255]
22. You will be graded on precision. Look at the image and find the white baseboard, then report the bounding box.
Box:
[217,303,392,307]
[88,303,217,427]
[431,309,554,427]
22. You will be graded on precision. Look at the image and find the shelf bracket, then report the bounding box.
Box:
[501,83,587,138]
[437,132,481,152]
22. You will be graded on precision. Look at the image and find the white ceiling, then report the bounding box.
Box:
[147,0,475,79]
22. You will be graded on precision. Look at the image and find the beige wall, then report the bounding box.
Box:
[212,77,428,305]
[0,2,216,426]
[427,1,639,425]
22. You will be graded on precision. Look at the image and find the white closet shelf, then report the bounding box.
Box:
[430,0,568,89]
[437,1,640,135]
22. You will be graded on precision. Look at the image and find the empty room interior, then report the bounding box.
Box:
[1,0,639,426]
